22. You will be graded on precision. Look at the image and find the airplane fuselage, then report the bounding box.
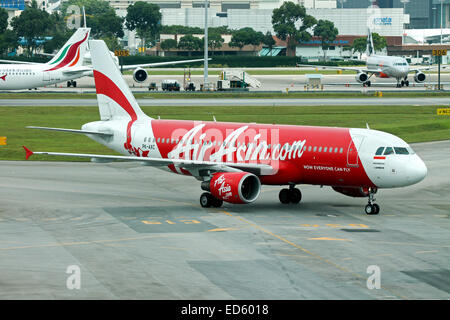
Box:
[367,55,410,80]
[0,64,91,90]
[82,118,427,190]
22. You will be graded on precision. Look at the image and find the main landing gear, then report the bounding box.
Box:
[200,192,223,208]
[279,185,302,204]
[396,78,409,88]
[67,80,77,88]
[364,188,380,215]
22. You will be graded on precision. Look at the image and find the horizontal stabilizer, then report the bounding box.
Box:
[26,126,113,137]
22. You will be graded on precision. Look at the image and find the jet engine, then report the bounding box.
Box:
[133,67,148,83]
[201,172,261,204]
[355,72,369,83]
[414,72,426,83]
[332,186,377,198]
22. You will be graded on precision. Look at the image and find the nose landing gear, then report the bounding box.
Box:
[364,188,380,215]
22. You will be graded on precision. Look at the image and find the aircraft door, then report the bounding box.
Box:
[347,135,365,167]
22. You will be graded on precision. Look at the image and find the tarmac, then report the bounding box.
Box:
[0,140,449,299]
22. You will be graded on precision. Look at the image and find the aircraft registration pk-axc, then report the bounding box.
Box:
[23,40,428,215]
[0,28,205,90]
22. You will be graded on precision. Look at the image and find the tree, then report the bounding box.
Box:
[205,33,224,55]
[272,1,317,56]
[61,0,124,38]
[351,37,367,59]
[160,38,177,51]
[262,32,276,54]
[177,35,202,55]
[372,32,387,52]
[351,33,387,58]
[0,30,18,56]
[11,1,52,56]
[0,7,8,33]
[229,28,250,51]
[44,12,72,54]
[314,19,338,61]
[125,2,161,54]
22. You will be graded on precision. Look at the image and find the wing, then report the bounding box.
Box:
[0,59,42,65]
[296,64,381,75]
[61,66,93,76]
[121,58,210,71]
[409,65,449,73]
[22,146,275,178]
[26,126,113,137]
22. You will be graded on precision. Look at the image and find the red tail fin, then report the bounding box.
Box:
[23,146,33,160]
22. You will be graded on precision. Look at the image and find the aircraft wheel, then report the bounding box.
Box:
[365,204,379,215]
[67,81,71,88]
[405,80,410,87]
[289,188,302,204]
[366,81,371,87]
[401,80,405,87]
[72,81,77,88]
[373,204,380,214]
[279,189,290,204]
[200,192,212,208]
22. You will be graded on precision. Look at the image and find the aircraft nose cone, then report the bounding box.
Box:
[406,156,427,185]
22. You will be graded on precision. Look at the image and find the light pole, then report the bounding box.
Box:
[440,0,444,44]
[203,0,209,90]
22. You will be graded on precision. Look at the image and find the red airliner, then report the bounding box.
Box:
[24,40,427,215]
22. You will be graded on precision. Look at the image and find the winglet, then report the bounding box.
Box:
[23,146,33,160]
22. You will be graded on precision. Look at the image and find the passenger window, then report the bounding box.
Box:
[313,146,317,152]
[339,148,343,153]
[308,146,312,152]
[334,147,338,153]
[324,147,327,152]
[394,147,409,155]
[318,147,322,152]
[329,147,333,153]
[384,147,394,155]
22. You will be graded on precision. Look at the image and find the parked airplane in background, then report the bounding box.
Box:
[298,28,442,88]
[0,28,206,90]
[23,40,428,215]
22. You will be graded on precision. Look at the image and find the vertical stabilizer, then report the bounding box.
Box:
[366,27,375,56]
[46,27,90,70]
[89,40,147,121]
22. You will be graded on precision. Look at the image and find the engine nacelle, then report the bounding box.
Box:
[355,72,369,83]
[414,72,426,83]
[133,67,148,83]
[332,186,377,198]
[201,172,261,204]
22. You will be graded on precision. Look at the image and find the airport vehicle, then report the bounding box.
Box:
[161,80,181,91]
[0,28,207,90]
[23,40,428,215]
[298,29,441,88]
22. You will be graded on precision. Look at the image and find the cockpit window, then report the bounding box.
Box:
[394,147,409,155]
[375,147,385,155]
[383,147,394,155]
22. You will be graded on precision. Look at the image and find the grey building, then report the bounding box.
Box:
[343,0,436,29]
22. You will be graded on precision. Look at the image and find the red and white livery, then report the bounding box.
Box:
[23,40,427,215]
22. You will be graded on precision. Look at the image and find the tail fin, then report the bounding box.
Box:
[366,27,374,56]
[89,40,147,121]
[45,27,90,71]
